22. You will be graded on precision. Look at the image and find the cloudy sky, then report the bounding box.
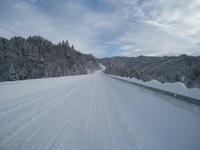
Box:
[0,0,200,57]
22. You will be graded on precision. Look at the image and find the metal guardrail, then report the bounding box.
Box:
[108,75,200,106]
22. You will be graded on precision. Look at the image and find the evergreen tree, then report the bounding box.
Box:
[8,63,18,81]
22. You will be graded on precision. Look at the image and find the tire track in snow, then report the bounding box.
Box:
[17,82,88,150]
[0,76,88,115]
[98,77,117,150]
[41,81,91,150]
[79,76,99,150]
[46,84,92,150]
[0,83,75,116]
[95,76,113,150]
[0,85,79,148]
[0,84,76,141]
[103,75,142,150]
[17,88,83,150]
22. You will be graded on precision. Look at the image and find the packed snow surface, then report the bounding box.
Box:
[0,71,200,150]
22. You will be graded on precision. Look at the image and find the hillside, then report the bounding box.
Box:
[1,36,200,89]
[0,36,99,81]
[100,55,200,88]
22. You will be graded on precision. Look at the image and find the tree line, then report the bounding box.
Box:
[0,36,99,81]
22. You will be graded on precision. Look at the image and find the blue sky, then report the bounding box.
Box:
[0,0,200,57]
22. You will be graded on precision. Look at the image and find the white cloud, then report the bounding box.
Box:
[144,20,171,31]
[108,0,200,56]
[0,1,108,56]
[143,0,200,38]
[1,0,200,57]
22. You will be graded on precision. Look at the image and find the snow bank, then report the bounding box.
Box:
[109,75,200,100]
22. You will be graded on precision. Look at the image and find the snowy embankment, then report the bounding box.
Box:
[108,75,200,100]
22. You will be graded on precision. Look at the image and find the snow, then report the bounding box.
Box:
[0,72,200,150]
[99,63,106,71]
[109,75,200,100]
[0,74,88,102]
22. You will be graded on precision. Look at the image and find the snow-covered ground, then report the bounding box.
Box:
[0,74,89,102]
[109,75,200,100]
[0,72,200,150]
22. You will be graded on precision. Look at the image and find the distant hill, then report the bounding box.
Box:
[0,36,99,81]
[100,55,200,89]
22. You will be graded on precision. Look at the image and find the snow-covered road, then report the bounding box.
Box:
[0,71,200,150]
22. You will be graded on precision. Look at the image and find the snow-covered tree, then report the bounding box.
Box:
[8,63,18,81]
